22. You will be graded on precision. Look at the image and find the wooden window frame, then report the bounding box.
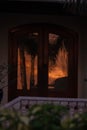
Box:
[8,24,78,101]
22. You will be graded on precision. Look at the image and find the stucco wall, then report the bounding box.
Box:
[0,13,87,104]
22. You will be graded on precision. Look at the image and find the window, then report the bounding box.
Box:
[8,24,78,101]
[48,33,68,89]
[17,32,38,90]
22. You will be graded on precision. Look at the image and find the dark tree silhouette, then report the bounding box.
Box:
[48,36,68,88]
[19,35,38,88]
[18,42,27,90]
[0,64,8,102]
[49,36,64,65]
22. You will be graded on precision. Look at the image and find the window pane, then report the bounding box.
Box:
[17,32,38,90]
[48,33,68,89]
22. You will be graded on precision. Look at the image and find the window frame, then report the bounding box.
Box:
[8,24,78,101]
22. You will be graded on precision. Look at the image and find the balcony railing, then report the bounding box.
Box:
[1,96,87,116]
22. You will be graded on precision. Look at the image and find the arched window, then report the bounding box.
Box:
[8,24,78,101]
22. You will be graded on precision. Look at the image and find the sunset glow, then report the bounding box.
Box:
[17,49,38,90]
[17,33,68,90]
[48,42,68,85]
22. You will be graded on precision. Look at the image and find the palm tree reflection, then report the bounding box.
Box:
[18,33,38,89]
[24,37,38,88]
[17,33,68,90]
[48,33,68,89]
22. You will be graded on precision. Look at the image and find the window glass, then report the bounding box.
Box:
[48,33,68,89]
[17,32,38,90]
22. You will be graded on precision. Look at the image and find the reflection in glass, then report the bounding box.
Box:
[17,33,38,90]
[48,33,68,89]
